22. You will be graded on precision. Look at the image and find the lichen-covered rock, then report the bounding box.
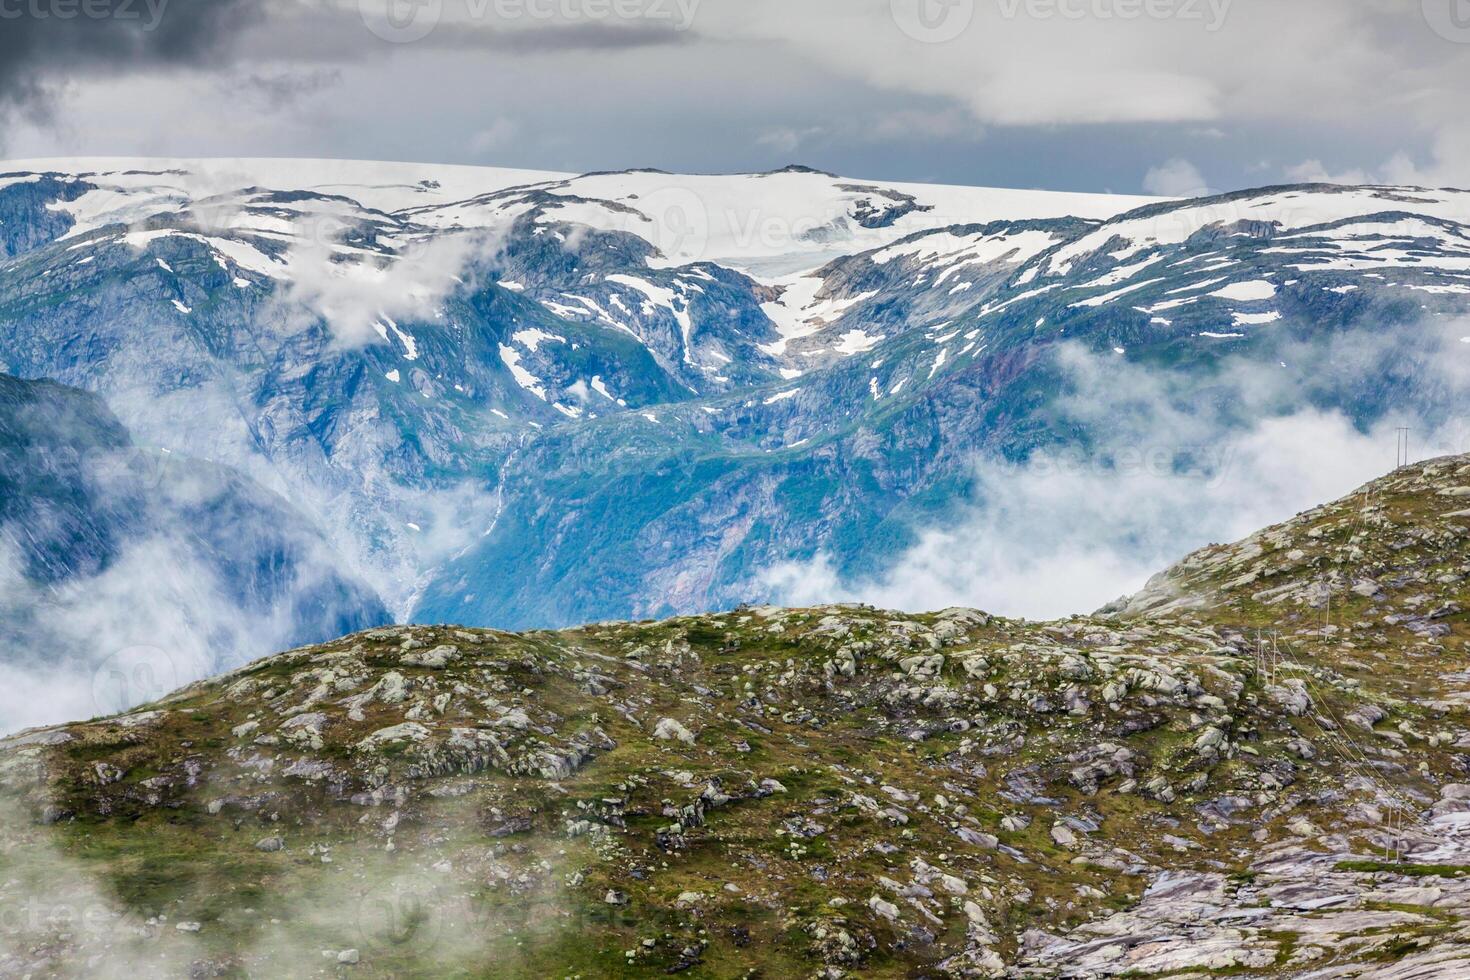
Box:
[653,718,695,745]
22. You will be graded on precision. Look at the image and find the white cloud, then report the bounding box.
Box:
[1143,158,1211,197]
[1364,129,1470,189]
[761,320,1470,620]
[470,117,519,154]
[1283,151,1436,187]
[695,1,1470,185]
[763,411,1402,619]
[755,127,817,154]
[273,227,509,347]
[0,532,311,734]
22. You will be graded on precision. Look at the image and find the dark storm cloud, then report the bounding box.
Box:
[244,3,698,63]
[0,0,693,137]
[464,17,694,51]
[0,0,262,118]
[2,1,1466,195]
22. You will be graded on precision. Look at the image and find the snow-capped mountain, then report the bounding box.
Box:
[2,158,1468,641]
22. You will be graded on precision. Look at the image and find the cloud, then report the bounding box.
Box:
[3,1,1464,193]
[0,781,559,977]
[0,0,260,127]
[763,411,1406,620]
[1283,158,1374,186]
[0,380,390,735]
[0,515,375,734]
[262,0,701,60]
[224,65,345,110]
[864,107,978,142]
[469,117,520,154]
[0,535,237,732]
[1142,158,1211,197]
[1340,131,1470,191]
[756,127,820,155]
[761,319,1470,620]
[0,790,213,979]
[1283,151,1440,188]
[273,226,510,348]
[690,1,1470,185]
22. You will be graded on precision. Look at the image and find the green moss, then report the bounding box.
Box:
[1334,861,1470,878]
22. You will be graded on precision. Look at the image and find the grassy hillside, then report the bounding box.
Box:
[3,457,1470,977]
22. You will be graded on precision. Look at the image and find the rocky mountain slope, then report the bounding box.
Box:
[1,455,1467,977]
[3,160,1468,643]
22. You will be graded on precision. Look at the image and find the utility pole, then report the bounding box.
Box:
[1324,576,1330,636]
[1395,427,1411,468]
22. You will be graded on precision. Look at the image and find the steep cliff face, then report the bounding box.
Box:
[0,174,87,259]
[1,456,1467,977]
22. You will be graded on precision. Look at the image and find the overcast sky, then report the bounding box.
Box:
[3,0,1469,194]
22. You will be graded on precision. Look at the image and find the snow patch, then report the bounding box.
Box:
[498,344,547,401]
[1231,310,1282,326]
[1210,280,1276,302]
[512,328,566,352]
[833,328,883,355]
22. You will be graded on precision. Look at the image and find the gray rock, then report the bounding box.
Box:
[402,645,459,669]
[868,895,900,922]
[653,718,696,744]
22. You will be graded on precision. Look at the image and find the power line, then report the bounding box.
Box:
[1269,633,1423,862]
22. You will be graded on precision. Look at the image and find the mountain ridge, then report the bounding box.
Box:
[1,453,1468,976]
[2,158,1469,712]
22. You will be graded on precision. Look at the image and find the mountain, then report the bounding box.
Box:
[1,456,1467,977]
[1,159,1468,640]
[0,372,390,732]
